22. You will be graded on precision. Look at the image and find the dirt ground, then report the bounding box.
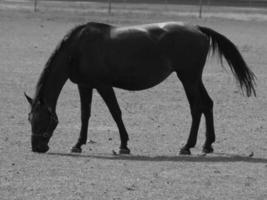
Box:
[0,2,267,200]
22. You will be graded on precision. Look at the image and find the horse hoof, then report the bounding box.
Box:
[202,146,214,154]
[71,147,82,153]
[119,148,131,154]
[179,148,191,155]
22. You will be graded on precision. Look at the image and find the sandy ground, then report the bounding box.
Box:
[0,2,267,200]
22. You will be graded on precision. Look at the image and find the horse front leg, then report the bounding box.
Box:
[96,86,130,154]
[71,85,93,153]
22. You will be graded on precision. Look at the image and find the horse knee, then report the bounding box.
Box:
[201,97,213,114]
[207,98,213,109]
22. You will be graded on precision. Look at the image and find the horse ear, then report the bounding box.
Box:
[24,92,33,105]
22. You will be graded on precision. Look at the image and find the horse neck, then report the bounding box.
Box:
[39,51,69,111]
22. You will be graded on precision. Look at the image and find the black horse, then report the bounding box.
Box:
[25,21,256,155]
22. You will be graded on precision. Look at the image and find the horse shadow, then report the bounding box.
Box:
[47,152,267,164]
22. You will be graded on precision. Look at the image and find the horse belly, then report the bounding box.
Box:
[112,58,173,91]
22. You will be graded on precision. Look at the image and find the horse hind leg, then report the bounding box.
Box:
[177,73,203,155]
[200,83,215,154]
[177,72,215,155]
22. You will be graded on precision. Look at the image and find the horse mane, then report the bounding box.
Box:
[34,24,86,102]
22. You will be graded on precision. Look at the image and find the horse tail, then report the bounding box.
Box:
[198,26,256,97]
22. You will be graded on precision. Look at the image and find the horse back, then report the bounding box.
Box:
[71,22,209,89]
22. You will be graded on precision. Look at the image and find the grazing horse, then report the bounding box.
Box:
[25,21,256,155]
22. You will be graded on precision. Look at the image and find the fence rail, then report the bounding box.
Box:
[43,0,267,8]
[38,0,267,18]
[2,0,267,20]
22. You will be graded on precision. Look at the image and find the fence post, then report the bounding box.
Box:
[108,0,111,14]
[164,0,168,10]
[199,0,203,18]
[34,0,37,12]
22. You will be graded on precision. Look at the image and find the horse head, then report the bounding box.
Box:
[25,93,58,153]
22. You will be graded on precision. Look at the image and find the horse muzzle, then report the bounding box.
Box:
[31,135,50,153]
